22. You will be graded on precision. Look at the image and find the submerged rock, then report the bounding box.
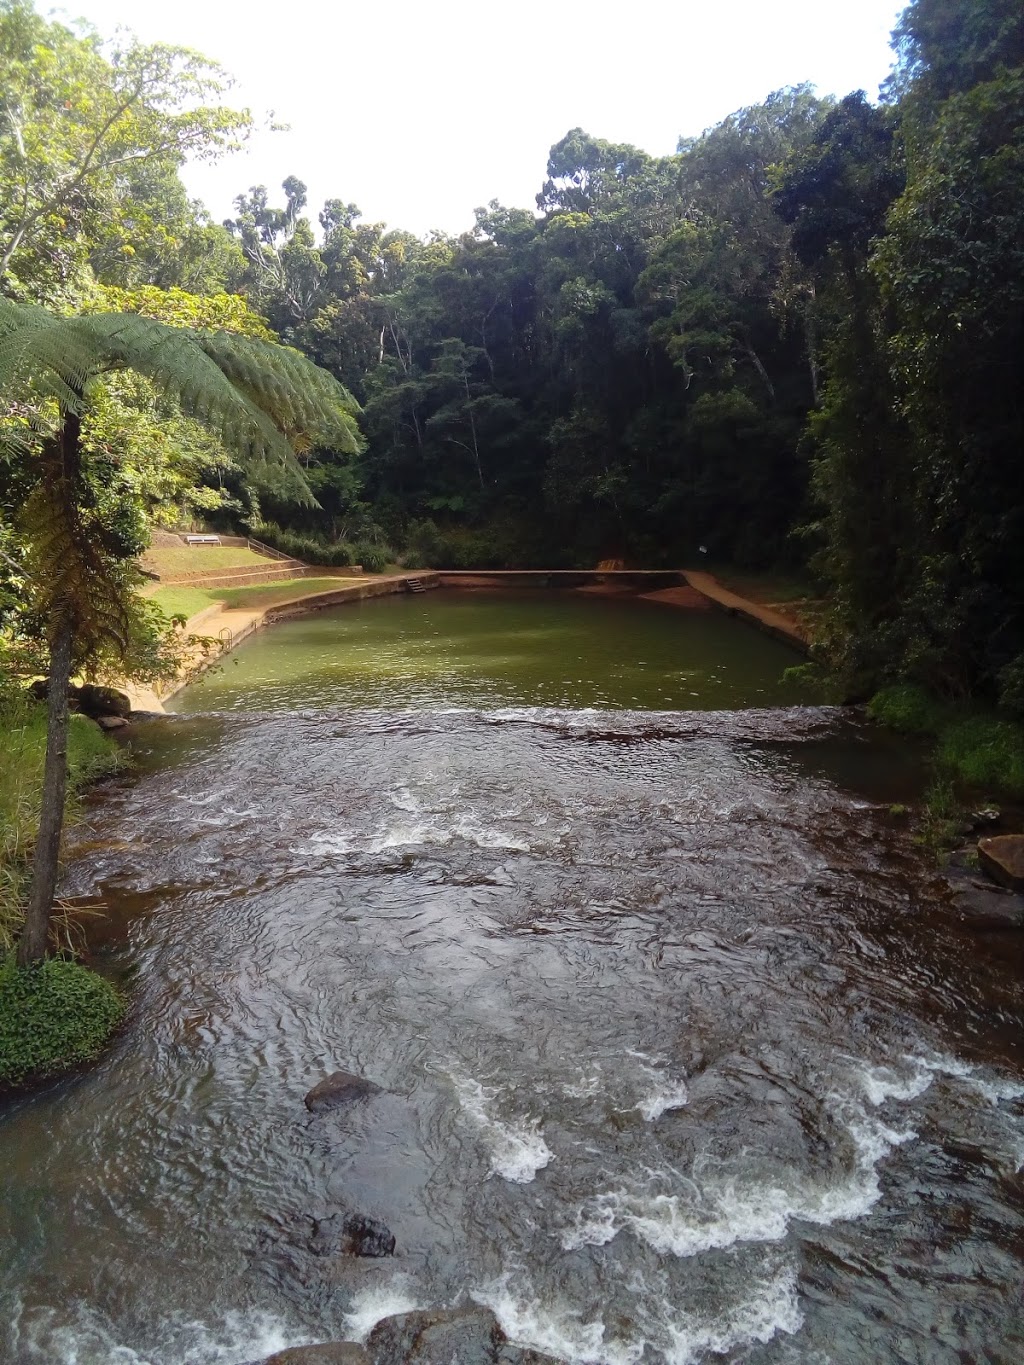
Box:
[304,1070,382,1112]
[978,835,1024,893]
[311,1211,396,1258]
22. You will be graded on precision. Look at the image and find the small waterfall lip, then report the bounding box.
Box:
[156,709,851,742]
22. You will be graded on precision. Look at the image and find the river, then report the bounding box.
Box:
[1,593,1022,1363]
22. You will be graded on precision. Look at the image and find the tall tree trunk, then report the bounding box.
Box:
[17,609,73,966]
[17,411,82,967]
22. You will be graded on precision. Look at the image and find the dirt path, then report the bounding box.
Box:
[682,570,810,650]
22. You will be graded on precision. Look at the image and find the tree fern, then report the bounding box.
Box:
[0,297,364,964]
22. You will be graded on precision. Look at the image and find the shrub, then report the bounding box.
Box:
[867,684,947,735]
[937,716,1024,798]
[0,957,124,1087]
[249,522,359,568]
[352,541,390,573]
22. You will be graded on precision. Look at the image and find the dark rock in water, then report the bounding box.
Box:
[29,679,132,718]
[312,1212,395,1258]
[945,868,1024,929]
[978,835,1024,893]
[367,1306,504,1365]
[305,1070,382,1112]
[256,1346,371,1365]
[77,683,132,719]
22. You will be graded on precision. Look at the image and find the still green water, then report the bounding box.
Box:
[169,589,809,713]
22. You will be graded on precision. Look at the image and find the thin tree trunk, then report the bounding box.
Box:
[17,609,73,966]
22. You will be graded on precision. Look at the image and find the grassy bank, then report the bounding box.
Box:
[868,685,1024,799]
[0,694,127,1088]
[0,695,122,953]
[150,576,366,622]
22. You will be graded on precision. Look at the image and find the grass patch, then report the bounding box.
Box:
[150,585,218,620]
[867,684,948,736]
[141,546,272,576]
[937,716,1024,798]
[0,698,122,954]
[0,956,124,1087]
[215,577,359,610]
[868,683,1024,802]
[150,577,361,624]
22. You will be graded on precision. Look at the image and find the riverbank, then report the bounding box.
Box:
[0,694,127,1089]
[0,695,122,954]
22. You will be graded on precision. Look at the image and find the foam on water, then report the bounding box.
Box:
[343,1279,424,1343]
[471,1277,641,1365]
[5,1303,310,1365]
[634,1064,690,1121]
[562,1100,915,1256]
[857,1060,934,1106]
[454,1077,554,1183]
[473,1262,802,1365]
[911,1051,1024,1104]
[299,813,532,857]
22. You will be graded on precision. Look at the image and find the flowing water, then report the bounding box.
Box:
[2,592,1023,1365]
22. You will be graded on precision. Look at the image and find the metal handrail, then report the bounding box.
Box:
[246,537,291,562]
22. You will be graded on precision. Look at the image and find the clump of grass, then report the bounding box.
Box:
[867,684,948,736]
[0,694,122,953]
[868,684,1024,803]
[937,716,1024,799]
[913,775,965,859]
[0,956,124,1087]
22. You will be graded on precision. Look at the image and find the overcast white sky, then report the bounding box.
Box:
[59,0,905,237]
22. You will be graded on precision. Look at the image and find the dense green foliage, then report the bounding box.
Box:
[0,956,124,1085]
[2,0,1022,741]
[869,685,1024,797]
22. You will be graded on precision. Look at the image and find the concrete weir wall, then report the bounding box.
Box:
[436,570,687,590]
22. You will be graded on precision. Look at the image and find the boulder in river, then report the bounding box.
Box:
[365,1306,561,1365]
[366,1307,502,1365]
[304,1070,382,1112]
[28,680,132,718]
[257,1346,371,1365]
[77,683,133,719]
[978,835,1024,893]
[311,1211,395,1258]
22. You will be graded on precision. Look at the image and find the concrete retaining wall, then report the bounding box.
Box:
[436,570,686,590]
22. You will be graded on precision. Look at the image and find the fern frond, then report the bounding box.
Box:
[0,301,363,489]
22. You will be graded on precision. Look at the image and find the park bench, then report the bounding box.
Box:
[184,534,221,546]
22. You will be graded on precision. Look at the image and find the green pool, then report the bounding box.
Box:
[168,589,809,712]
